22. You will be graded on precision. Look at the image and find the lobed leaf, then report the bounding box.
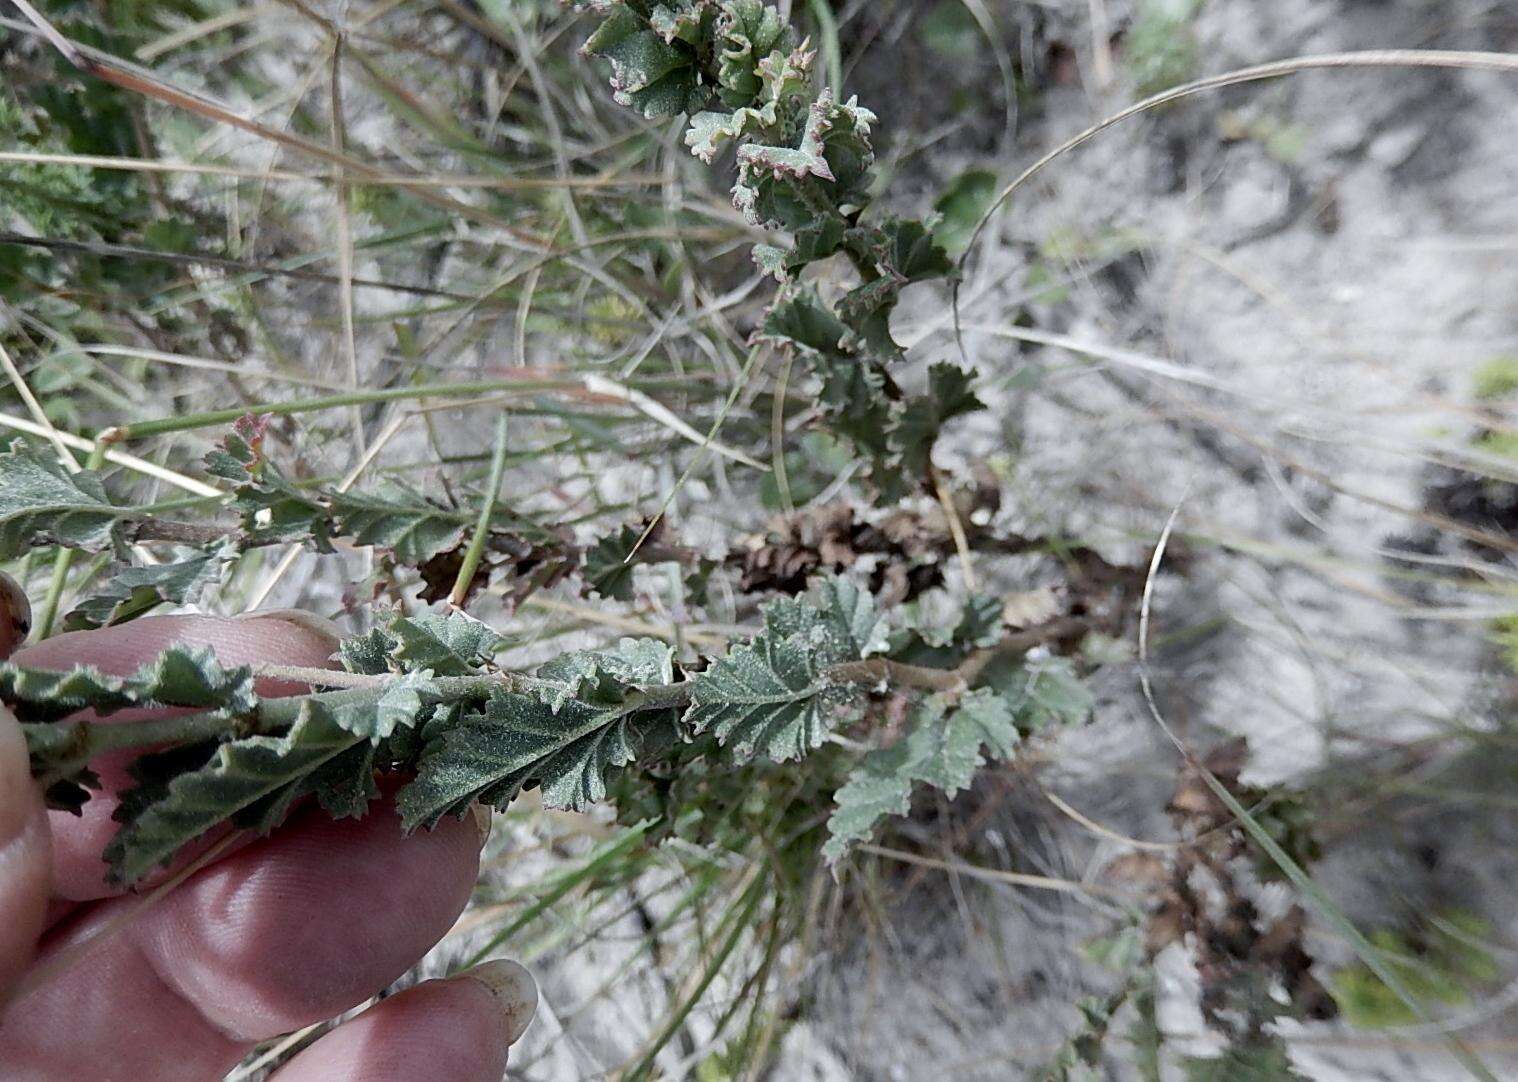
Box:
[0,438,132,559]
[327,483,469,566]
[1,644,256,724]
[535,637,676,711]
[581,522,644,601]
[686,577,881,762]
[823,688,1020,863]
[63,542,236,631]
[388,611,503,676]
[399,687,664,829]
[105,703,363,885]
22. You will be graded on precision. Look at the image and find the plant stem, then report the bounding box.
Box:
[98,375,721,443]
[23,673,509,782]
[100,378,578,442]
[35,443,109,639]
[450,413,510,607]
[23,617,1090,781]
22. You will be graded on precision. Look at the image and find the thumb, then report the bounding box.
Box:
[0,703,51,1002]
[0,570,51,1000]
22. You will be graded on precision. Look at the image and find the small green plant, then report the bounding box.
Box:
[580,0,981,500]
[1332,910,1500,1028]
[0,0,1090,896]
[1123,0,1203,96]
[2,425,1095,885]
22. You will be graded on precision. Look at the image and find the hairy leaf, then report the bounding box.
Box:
[388,611,503,676]
[0,438,131,559]
[582,3,713,118]
[64,542,236,631]
[733,94,877,232]
[105,703,362,885]
[823,688,1019,862]
[326,670,437,741]
[2,644,256,725]
[686,577,880,762]
[536,637,675,711]
[399,687,668,828]
[713,0,794,106]
[887,593,1004,668]
[327,483,469,565]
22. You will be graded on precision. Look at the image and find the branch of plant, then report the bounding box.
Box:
[24,613,1089,788]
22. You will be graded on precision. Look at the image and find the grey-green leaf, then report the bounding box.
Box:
[3,644,256,725]
[398,689,657,829]
[388,611,503,676]
[105,702,362,885]
[685,577,879,763]
[823,689,1020,863]
[535,637,675,711]
[64,542,236,631]
[0,438,131,559]
[328,483,468,566]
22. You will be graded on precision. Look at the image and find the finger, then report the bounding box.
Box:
[271,962,536,1082]
[0,794,486,1079]
[14,612,341,901]
[0,704,50,1001]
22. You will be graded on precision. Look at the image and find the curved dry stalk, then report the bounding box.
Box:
[953,49,1518,344]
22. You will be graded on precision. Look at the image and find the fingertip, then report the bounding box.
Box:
[0,705,51,996]
[140,797,482,1039]
[270,978,512,1082]
[449,959,537,1046]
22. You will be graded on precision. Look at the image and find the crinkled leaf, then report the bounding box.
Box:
[583,4,712,119]
[2,644,256,725]
[685,101,776,163]
[388,611,503,676]
[685,576,880,762]
[0,438,131,559]
[887,593,1003,668]
[536,637,675,711]
[399,689,666,828]
[105,702,362,885]
[714,0,794,105]
[239,740,381,834]
[63,542,236,631]
[339,624,400,675]
[734,94,876,231]
[327,670,436,741]
[327,483,469,565]
[991,656,1094,732]
[837,219,954,358]
[895,363,985,477]
[760,288,851,358]
[823,688,1019,862]
[582,522,645,601]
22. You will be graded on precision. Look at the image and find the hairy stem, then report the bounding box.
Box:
[24,673,509,783]
[24,617,1088,782]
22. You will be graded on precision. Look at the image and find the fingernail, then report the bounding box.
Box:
[453,959,537,1045]
[236,608,344,650]
[470,801,493,851]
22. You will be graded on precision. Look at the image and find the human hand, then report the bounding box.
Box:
[0,609,536,1081]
